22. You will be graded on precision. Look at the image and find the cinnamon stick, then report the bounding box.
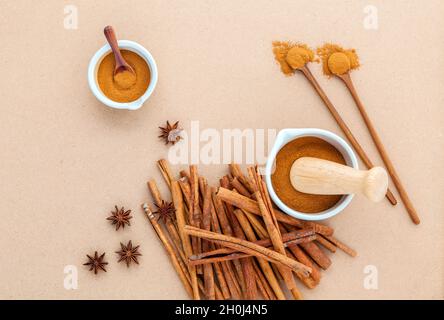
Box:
[171,181,200,300]
[229,163,255,194]
[212,258,231,299]
[286,245,320,287]
[316,235,337,253]
[143,200,197,295]
[221,260,242,299]
[197,277,223,300]
[212,186,256,299]
[244,211,269,238]
[249,167,302,300]
[147,180,163,205]
[201,177,241,299]
[201,186,215,299]
[299,241,331,270]
[189,228,316,262]
[284,224,332,270]
[254,267,271,300]
[220,177,259,299]
[279,223,321,286]
[230,177,251,197]
[188,234,317,265]
[141,203,193,298]
[147,179,185,262]
[207,184,241,300]
[189,165,202,274]
[178,177,192,210]
[184,225,312,277]
[221,176,263,299]
[157,159,175,190]
[252,259,277,300]
[323,235,357,257]
[216,187,333,236]
[233,209,286,300]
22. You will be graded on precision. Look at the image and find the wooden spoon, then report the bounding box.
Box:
[290,157,388,202]
[297,65,397,205]
[103,25,136,89]
[337,72,420,224]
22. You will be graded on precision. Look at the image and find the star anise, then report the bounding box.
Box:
[116,240,142,267]
[159,121,183,145]
[154,200,176,223]
[107,206,132,230]
[83,251,108,274]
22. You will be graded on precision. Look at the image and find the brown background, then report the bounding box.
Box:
[0,0,443,299]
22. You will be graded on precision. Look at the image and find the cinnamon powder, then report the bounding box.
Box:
[316,43,360,76]
[271,137,346,213]
[272,41,317,75]
[97,50,150,103]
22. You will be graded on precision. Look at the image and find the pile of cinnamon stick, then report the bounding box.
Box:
[142,159,356,300]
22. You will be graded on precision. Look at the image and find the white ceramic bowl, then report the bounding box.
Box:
[88,40,158,110]
[265,128,359,221]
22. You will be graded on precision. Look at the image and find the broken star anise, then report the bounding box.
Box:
[107,206,132,231]
[83,251,108,274]
[116,240,142,267]
[154,200,176,223]
[159,121,183,145]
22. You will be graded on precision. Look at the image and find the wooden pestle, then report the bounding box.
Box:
[290,157,388,202]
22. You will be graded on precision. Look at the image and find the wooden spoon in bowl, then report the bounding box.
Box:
[103,25,136,89]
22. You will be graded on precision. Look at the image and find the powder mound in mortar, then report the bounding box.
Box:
[317,43,360,76]
[98,50,150,103]
[271,137,346,213]
[113,69,137,90]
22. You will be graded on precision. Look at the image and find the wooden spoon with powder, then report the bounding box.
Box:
[317,44,420,225]
[103,25,136,89]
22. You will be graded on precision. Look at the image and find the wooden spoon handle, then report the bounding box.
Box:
[339,73,420,224]
[290,157,388,202]
[299,65,397,205]
[103,25,128,70]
